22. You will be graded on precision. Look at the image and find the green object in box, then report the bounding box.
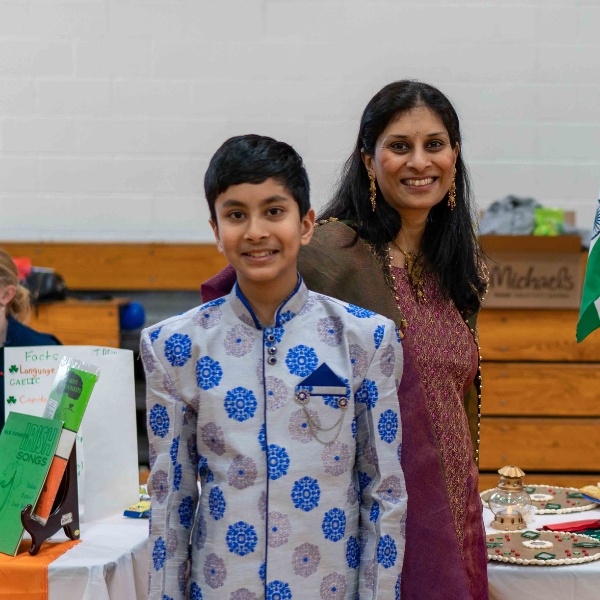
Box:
[533,207,564,236]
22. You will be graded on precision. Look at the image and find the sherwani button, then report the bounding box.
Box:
[267,356,277,365]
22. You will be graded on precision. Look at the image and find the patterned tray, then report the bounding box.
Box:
[481,484,597,515]
[487,530,600,566]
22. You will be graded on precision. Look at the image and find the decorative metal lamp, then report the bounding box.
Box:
[488,465,533,531]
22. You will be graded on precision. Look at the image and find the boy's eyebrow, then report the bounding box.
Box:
[219,195,290,208]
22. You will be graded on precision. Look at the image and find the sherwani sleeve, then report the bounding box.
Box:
[354,320,406,598]
[140,329,200,600]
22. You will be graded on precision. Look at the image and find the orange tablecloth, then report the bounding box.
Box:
[0,539,80,599]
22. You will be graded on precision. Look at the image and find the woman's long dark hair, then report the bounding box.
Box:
[319,80,486,316]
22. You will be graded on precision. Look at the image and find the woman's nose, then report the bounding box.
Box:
[406,146,430,171]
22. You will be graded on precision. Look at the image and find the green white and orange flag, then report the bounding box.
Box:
[576,194,600,342]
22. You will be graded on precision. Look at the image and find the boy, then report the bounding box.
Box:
[141,134,406,600]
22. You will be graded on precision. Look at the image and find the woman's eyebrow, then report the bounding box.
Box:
[385,131,448,139]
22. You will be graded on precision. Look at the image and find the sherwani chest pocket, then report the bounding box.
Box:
[293,362,352,445]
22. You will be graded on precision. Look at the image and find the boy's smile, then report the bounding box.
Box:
[211,178,314,320]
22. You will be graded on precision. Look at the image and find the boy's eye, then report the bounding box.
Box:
[229,211,245,220]
[268,207,284,216]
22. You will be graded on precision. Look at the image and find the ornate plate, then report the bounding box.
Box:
[487,530,600,566]
[481,484,596,515]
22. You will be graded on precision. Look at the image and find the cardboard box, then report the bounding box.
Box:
[480,235,583,309]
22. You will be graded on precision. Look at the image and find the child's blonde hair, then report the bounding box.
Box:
[0,248,30,323]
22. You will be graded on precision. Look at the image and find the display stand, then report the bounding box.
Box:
[20,446,80,556]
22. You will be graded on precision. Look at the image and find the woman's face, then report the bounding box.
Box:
[362,105,459,218]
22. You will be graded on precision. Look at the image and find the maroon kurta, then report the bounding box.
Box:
[391,265,488,599]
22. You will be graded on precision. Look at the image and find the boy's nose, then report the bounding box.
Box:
[244,217,269,240]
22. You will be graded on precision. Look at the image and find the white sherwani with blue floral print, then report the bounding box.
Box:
[141,277,407,600]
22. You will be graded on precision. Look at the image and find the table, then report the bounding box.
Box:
[47,515,148,600]
[484,505,600,599]
[44,506,600,600]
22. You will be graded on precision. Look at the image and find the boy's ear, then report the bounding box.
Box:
[300,208,315,247]
[210,219,223,252]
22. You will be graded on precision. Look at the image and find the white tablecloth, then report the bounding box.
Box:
[41,507,600,599]
[485,505,600,600]
[47,515,148,600]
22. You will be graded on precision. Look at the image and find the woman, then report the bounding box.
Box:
[317,80,488,599]
[201,80,488,599]
[0,248,61,433]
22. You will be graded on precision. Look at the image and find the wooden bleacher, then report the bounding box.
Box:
[4,241,599,493]
[1,242,227,291]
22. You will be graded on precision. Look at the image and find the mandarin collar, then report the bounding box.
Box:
[230,275,309,330]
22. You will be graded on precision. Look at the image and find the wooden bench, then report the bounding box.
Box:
[478,308,600,491]
[28,298,128,347]
[4,241,598,492]
[2,242,227,346]
[1,242,227,291]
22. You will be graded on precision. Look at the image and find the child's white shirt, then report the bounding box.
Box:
[141,277,406,600]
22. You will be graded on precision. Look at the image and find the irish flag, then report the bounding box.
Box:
[577,194,600,342]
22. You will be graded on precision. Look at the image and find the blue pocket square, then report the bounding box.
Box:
[297,363,347,395]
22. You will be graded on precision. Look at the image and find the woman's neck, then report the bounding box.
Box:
[395,212,428,254]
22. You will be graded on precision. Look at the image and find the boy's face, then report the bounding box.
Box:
[210,178,314,295]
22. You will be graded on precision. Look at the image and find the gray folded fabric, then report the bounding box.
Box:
[479,195,541,235]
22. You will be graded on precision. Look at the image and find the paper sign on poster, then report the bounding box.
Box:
[3,345,139,522]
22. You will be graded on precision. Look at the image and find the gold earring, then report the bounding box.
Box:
[368,172,377,212]
[448,168,456,211]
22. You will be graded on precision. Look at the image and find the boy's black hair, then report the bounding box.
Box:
[204,134,310,221]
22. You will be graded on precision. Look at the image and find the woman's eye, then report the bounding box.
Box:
[390,142,408,151]
[427,140,445,149]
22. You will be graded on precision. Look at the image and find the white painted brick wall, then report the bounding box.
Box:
[1,0,599,241]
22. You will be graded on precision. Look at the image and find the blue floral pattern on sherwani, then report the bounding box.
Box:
[142,278,406,599]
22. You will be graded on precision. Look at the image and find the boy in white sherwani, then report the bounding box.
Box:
[141,134,407,600]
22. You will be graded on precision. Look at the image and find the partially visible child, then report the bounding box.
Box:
[141,134,407,600]
[0,248,61,433]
